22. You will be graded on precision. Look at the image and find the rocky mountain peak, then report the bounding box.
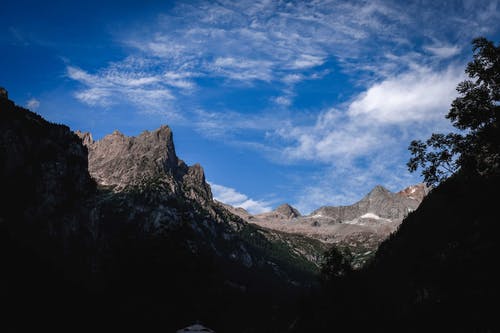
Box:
[274,203,301,219]
[76,125,180,189]
[398,183,429,201]
[75,125,213,203]
[110,129,124,137]
[366,185,391,198]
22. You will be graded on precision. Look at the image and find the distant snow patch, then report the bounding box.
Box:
[361,213,381,219]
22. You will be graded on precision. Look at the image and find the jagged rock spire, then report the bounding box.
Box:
[75,125,213,201]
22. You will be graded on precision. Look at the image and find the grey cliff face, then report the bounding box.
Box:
[76,126,212,202]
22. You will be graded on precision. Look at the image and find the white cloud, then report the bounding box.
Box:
[26,98,40,110]
[163,71,196,89]
[210,183,272,214]
[279,109,387,162]
[282,74,303,84]
[279,66,462,163]
[424,44,461,58]
[273,96,292,106]
[347,66,464,124]
[273,64,465,212]
[290,54,325,69]
[74,88,113,106]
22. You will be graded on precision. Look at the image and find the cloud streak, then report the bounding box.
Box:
[210,182,272,214]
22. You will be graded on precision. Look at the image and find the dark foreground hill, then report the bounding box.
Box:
[294,171,500,332]
[0,94,325,333]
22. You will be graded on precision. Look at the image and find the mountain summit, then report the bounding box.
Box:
[274,204,301,219]
[76,126,212,203]
[228,184,428,267]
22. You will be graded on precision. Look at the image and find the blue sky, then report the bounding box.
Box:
[1,0,500,214]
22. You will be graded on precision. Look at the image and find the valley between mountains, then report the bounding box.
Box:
[3,88,498,333]
[223,183,428,268]
[76,121,428,270]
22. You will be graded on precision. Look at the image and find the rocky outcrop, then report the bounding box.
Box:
[76,126,212,204]
[77,127,182,188]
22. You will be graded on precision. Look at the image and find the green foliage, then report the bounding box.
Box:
[320,245,353,282]
[237,223,321,276]
[408,37,500,185]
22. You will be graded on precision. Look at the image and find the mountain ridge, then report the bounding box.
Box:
[226,183,428,267]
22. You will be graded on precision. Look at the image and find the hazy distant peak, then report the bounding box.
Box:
[274,203,301,218]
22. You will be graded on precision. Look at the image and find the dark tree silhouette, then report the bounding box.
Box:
[408,37,500,185]
[320,246,352,282]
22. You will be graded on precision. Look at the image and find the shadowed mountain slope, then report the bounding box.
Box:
[293,172,499,332]
[1,94,324,333]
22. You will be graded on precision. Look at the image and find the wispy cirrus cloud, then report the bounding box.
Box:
[68,0,498,110]
[63,0,500,213]
[424,44,461,59]
[66,56,198,116]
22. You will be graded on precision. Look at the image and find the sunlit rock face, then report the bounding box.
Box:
[76,126,212,203]
[226,184,429,268]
